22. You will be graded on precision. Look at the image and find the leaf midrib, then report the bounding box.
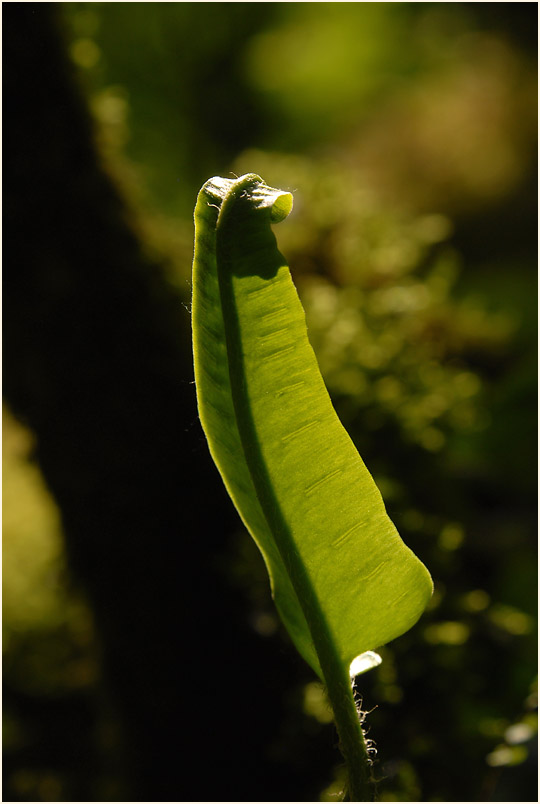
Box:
[214,185,345,682]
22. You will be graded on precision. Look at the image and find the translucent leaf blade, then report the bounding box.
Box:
[192,174,433,677]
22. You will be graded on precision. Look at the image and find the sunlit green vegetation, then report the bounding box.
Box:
[4,3,536,801]
[191,172,433,799]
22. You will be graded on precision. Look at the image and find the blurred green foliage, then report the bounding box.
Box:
[3,406,96,714]
[4,3,536,801]
[3,408,100,801]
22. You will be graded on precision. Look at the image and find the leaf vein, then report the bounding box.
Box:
[259,327,291,342]
[261,306,288,321]
[305,468,343,495]
[282,420,319,442]
[391,590,410,607]
[275,380,306,397]
[332,522,363,548]
[262,344,295,361]
[359,560,389,582]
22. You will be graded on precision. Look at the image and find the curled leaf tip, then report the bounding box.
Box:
[269,190,293,223]
[202,173,293,224]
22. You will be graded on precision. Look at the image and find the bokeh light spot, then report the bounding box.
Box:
[70,38,101,69]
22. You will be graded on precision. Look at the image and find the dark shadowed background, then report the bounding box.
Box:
[3,3,537,801]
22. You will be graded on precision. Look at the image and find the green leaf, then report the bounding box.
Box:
[192,173,433,800]
[192,174,432,679]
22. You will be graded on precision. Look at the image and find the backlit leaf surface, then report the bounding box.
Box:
[192,174,432,678]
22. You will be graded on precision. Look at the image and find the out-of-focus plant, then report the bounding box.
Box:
[3,407,98,801]
[3,407,96,697]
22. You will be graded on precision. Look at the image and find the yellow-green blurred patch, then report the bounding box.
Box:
[438,523,465,552]
[424,621,470,645]
[488,604,534,636]
[461,589,490,612]
[3,407,66,635]
[303,682,334,725]
[3,406,97,695]
[486,744,528,767]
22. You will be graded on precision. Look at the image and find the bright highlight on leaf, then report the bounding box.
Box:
[349,651,383,678]
[192,172,432,679]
